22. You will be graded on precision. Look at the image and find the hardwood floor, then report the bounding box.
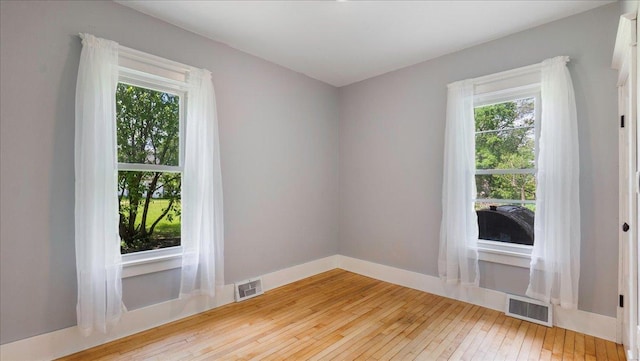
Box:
[58,269,624,360]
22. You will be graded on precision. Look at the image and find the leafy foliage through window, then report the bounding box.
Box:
[116,83,182,254]
[475,98,536,207]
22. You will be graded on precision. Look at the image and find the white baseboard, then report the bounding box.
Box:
[0,286,234,361]
[336,255,617,342]
[261,254,338,291]
[336,255,506,311]
[0,254,617,360]
[554,304,617,343]
[0,255,338,361]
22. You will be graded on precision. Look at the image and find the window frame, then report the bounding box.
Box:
[116,46,195,278]
[473,80,541,268]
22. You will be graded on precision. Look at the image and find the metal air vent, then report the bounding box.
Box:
[235,277,264,302]
[506,294,552,327]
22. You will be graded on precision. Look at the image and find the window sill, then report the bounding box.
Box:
[477,240,531,268]
[121,246,182,278]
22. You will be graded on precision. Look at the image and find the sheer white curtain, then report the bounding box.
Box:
[180,69,224,298]
[74,33,123,335]
[526,56,580,309]
[439,80,479,286]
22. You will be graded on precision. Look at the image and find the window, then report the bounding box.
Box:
[440,57,579,296]
[115,48,194,277]
[76,34,223,324]
[473,81,541,267]
[116,83,183,254]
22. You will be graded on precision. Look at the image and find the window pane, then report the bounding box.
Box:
[475,98,535,170]
[475,173,536,204]
[118,171,181,254]
[116,83,180,166]
[476,128,534,170]
[476,204,535,245]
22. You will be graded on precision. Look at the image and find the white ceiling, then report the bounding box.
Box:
[116,1,614,87]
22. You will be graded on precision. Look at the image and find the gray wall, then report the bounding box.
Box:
[338,3,621,317]
[0,0,339,344]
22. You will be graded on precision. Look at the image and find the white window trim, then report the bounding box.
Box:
[473,70,541,268]
[117,46,195,278]
[121,246,183,278]
[477,240,531,268]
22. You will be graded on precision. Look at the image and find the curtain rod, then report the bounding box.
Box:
[449,56,570,87]
[78,33,198,74]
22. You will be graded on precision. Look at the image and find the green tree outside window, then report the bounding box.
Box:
[116,84,182,253]
[475,98,536,210]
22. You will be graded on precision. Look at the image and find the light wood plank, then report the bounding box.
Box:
[473,312,510,360]
[527,325,548,361]
[564,330,576,360]
[516,320,537,361]
[574,330,586,361]
[595,337,610,360]
[431,305,485,360]
[606,338,621,361]
[617,343,627,361]
[444,307,499,361]
[553,328,567,360]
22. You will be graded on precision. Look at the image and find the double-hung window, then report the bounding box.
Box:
[75,34,223,333]
[116,83,184,254]
[473,79,541,267]
[116,49,192,277]
[440,57,579,303]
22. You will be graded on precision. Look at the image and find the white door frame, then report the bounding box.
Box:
[614,12,638,361]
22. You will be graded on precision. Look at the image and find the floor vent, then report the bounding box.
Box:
[234,277,264,302]
[505,294,552,327]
